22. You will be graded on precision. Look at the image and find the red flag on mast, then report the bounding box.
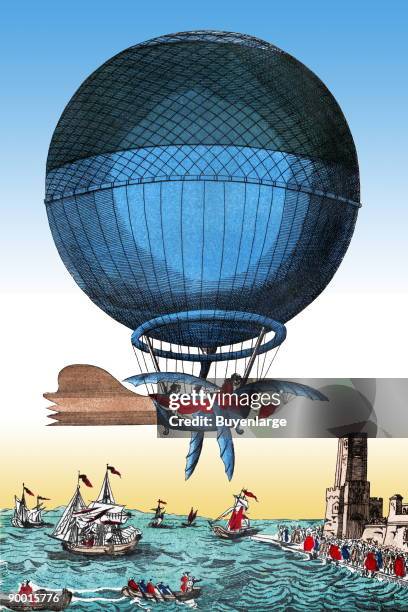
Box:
[243,489,258,502]
[37,495,50,501]
[79,474,93,488]
[24,486,34,496]
[107,465,121,477]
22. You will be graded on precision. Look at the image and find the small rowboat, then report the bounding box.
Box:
[0,589,72,611]
[122,586,201,602]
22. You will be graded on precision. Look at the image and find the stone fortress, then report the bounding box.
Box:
[323,433,408,551]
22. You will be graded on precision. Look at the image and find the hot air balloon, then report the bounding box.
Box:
[45,31,360,479]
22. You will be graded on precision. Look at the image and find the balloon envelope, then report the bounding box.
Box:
[46,31,360,348]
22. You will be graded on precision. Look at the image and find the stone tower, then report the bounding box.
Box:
[323,434,370,539]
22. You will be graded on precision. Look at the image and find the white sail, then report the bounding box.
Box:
[215,505,234,521]
[74,502,127,527]
[96,471,115,504]
[27,508,43,525]
[12,496,29,527]
[234,495,249,510]
[52,486,86,542]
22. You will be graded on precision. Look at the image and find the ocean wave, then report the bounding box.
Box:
[1,513,408,611]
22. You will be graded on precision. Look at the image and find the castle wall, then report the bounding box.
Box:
[361,524,386,545]
[324,438,408,553]
[383,524,408,551]
[323,486,342,538]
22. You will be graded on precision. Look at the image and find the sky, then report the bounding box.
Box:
[0,0,408,517]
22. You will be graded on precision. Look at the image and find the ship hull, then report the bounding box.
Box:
[148,520,171,528]
[62,532,141,556]
[0,589,72,611]
[11,519,44,529]
[209,523,260,540]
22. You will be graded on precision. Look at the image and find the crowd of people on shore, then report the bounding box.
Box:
[277,525,408,580]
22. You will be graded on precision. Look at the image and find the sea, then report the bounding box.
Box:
[1,509,408,612]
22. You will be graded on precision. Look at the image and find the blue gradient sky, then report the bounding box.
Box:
[1,0,407,291]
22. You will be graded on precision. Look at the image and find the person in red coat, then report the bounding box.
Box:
[303,534,315,553]
[364,551,378,575]
[329,542,342,562]
[394,555,406,578]
[146,580,156,595]
[127,578,140,592]
[18,581,33,601]
[180,573,189,593]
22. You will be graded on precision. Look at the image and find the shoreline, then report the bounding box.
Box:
[251,534,408,588]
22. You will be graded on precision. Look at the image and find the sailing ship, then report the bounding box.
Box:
[209,489,260,539]
[12,485,48,528]
[149,499,167,527]
[50,466,141,555]
[182,507,198,527]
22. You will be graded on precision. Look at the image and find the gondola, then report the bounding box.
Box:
[0,589,72,611]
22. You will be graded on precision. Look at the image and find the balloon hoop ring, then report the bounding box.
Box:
[131,310,286,362]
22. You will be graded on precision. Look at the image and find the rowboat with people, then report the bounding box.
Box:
[122,585,201,602]
[122,574,202,603]
[0,586,72,611]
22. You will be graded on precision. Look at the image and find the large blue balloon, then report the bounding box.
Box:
[46,31,360,352]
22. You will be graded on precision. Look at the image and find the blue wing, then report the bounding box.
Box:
[216,426,235,480]
[212,402,235,480]
[185,431,205,480]
[237,380,328,401]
